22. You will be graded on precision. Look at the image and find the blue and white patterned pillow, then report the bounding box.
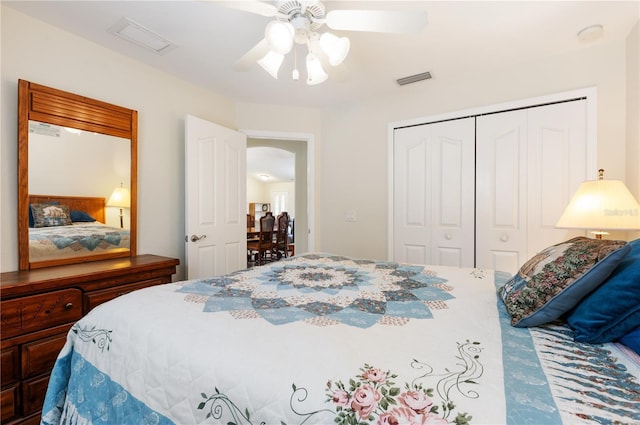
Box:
[498,237,630,327]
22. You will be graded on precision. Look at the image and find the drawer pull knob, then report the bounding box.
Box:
[64,303,73,310]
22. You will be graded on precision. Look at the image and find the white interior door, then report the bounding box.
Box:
[393,118,475,266]
[185,114,246,279]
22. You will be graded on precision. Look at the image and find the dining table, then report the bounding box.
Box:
[247,226,278,240]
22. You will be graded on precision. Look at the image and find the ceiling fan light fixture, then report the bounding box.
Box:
[257,50,284,79]
[319,32,350,66]
[265,20,295,55]
[305,53,328,85]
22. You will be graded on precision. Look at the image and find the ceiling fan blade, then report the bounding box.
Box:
[325,10,427,34]
[233,38,270,71]
[213,1,277,17]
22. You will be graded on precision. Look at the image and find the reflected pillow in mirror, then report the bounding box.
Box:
[29,201,59,227]
[70,210,96,222]
[31,203,72,227]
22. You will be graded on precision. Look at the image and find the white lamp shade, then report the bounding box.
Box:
[257,50,284,79]
[107,187,131,208]
[556,179,640,230]
[265,21,294,55]
[319,32,350,66]
[305,53,328,85]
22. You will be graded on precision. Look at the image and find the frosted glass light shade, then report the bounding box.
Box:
[107,186,130,208]
[265,21,294,55]
[556,179,640,231]
[319,32,350,66]
[305,53,328,85]
[258,50,284,79]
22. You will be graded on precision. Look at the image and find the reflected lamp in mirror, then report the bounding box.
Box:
[556,169,640,238]
[107,183,131,228]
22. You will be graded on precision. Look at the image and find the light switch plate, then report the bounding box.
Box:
[345,210,357,222]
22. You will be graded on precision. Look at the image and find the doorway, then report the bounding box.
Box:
[242,129,314,254]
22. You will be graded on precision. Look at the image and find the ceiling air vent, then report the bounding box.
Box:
[108,17,178,55]
[396,71,432,86]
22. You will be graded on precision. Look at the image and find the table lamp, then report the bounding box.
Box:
[556,169,640,238]
[107,183,131,228]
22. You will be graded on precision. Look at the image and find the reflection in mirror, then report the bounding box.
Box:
[27,121,131,263]
[18,79,138,270]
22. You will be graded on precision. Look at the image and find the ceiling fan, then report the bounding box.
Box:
[215,0,427,85]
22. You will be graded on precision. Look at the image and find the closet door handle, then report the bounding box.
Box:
[190,234,207,242]
[500,234,509,242]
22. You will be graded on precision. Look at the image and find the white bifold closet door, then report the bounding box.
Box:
[393,118,475,267]
[475,100,587,272]
[393,99,588,273]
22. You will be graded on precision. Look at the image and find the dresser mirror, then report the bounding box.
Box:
[18,80,138,270]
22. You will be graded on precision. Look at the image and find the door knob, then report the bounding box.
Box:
[190,234,207,242]
[500,234,509,242]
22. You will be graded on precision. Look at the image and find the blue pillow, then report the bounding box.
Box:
[567,238,640,343]
[499,237,631,327]
[618,325,640,355]
[70,210,96,222]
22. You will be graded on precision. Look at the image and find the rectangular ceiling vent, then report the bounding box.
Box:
[397,71,432,86]
[108,17,178,55]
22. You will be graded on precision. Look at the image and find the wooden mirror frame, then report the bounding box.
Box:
[18,79,138,270]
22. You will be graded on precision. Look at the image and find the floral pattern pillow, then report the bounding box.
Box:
[31,203,72,228]
[498,237,630,327]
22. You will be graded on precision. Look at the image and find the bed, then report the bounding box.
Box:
[28,194,130,263]
[41,241,640,424]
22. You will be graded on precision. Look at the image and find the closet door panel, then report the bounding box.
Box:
[527,100,588,258]
[394,118,474,266]
[476,110,528,273]
[394,126,431,264]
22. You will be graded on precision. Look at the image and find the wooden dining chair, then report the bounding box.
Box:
[273,212,290,260]
[247,212,275,266]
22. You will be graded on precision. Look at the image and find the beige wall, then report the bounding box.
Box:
[247,177,270,206]
[626,21,640,240]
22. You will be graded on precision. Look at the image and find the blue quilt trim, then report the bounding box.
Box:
[41,351,173,425]
[495,271,562,424]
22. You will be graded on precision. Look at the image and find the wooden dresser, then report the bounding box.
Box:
[0,254,179,425]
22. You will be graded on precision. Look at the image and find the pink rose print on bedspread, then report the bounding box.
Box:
[325,354,478,425]
[351,384,382,419]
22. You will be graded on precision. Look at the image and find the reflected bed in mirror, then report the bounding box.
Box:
[18,79,138,270]
[27,194,130,267]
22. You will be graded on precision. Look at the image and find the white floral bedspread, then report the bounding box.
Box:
[41,254,640,425]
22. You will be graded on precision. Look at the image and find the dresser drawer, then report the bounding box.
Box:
[1,346,19,385]
[1,289,83,339]
[84,277,171,312]
[21,333,68,379]
[1,384,19,424]
[22,374,50,416]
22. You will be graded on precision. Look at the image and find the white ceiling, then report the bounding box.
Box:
[6,1,638,183]
[5,1,639,109]
[247,146,295,182]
